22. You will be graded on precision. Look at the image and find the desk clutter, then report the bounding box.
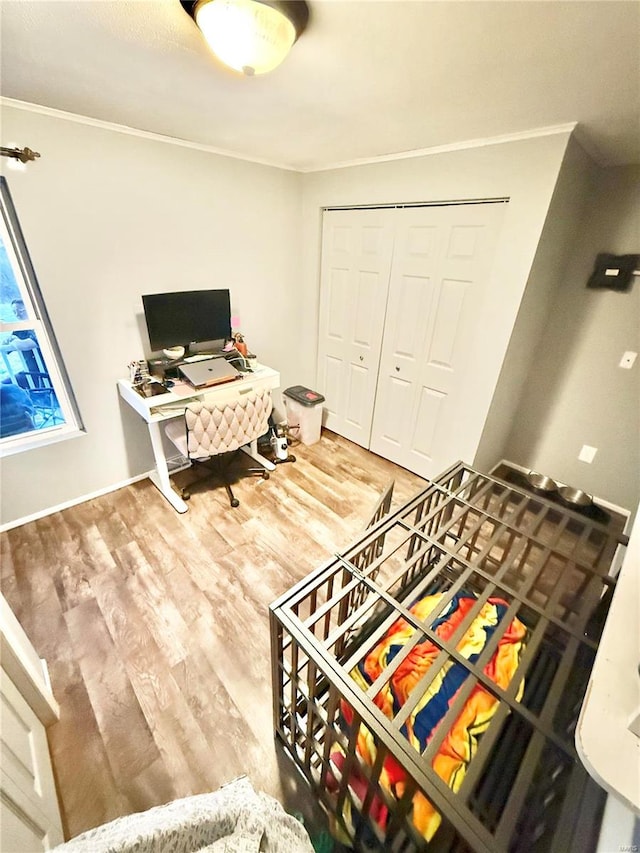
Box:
[147,347,246,378]
[128,359,166,398]
[128,359,150,385]
[129,346,255,396]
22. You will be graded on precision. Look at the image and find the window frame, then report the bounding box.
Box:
[0,176,84,456]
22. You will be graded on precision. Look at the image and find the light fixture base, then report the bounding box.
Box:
[181,0,309,36]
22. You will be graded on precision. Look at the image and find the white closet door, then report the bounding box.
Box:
[370,203,505,478]
[317,208,395,447]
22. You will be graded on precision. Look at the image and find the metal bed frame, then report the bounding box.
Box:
[270,462,623,852]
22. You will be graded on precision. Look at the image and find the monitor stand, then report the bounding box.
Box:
[187,339,226,358]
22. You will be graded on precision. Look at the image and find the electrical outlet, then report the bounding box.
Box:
[619,351,637,369]
[578,445,597,464]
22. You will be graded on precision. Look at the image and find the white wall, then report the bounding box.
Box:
[476,137,596,471]
[299,131,572,465]
[0,104,301,526]
[504,165,640,511]
[3,114,610,527]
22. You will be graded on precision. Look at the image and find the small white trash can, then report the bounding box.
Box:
[283,386,325,446]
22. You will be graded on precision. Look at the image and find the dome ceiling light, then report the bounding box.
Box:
[181,0,310,76]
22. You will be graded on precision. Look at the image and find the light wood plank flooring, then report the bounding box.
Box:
[1,430,426,843]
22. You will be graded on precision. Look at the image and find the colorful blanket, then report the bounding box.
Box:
[333,591,527,843]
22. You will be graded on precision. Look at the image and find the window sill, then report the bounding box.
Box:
[0,425,86,458]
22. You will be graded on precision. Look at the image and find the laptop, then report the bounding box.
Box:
[179,358,241,389]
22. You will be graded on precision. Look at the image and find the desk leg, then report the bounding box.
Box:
[241,439,276,471]
[147,421,189,513]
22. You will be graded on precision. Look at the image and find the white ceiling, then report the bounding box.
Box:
[1,0,639,172]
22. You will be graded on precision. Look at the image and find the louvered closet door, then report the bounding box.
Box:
[317,209,395,447]
[370,203,505,478]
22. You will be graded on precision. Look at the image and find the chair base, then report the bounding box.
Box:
[180,450,269,508]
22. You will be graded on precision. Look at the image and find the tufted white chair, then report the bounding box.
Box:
[164,389,273,507]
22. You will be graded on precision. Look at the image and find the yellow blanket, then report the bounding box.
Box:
[336,591,527,842]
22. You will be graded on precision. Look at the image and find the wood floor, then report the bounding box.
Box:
[1,429,426,844]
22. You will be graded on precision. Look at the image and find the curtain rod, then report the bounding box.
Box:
[1,146,40,164]
[324,198,509,212]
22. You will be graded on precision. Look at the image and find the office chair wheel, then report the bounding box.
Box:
[263,471,270,480]
[181,489,191,501]
[231,497,240,508]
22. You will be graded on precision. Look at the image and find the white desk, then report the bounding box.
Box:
[118,364,280,513]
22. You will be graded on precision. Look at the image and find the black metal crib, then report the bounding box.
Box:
[270,462,623,852]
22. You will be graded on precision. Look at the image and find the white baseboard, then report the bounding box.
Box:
[0,472,151,533]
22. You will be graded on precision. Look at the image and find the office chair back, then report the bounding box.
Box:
[184,389,273,460]
[164,389,274,507]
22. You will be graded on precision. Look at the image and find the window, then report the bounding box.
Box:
[0,177,83,456]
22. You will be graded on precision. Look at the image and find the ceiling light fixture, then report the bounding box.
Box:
[181,0,309,76]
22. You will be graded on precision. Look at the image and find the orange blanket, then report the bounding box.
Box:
[334,591,527,842]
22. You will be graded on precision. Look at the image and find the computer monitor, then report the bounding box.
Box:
[142,289,232,354]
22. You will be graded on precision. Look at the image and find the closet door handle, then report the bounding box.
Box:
[395,366,400,372]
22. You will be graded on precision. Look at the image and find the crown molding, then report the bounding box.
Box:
[1,99,579,174]
[0,97,297,172]
[301,123,580,173]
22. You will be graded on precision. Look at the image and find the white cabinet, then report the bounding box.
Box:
[317,202,506,479]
